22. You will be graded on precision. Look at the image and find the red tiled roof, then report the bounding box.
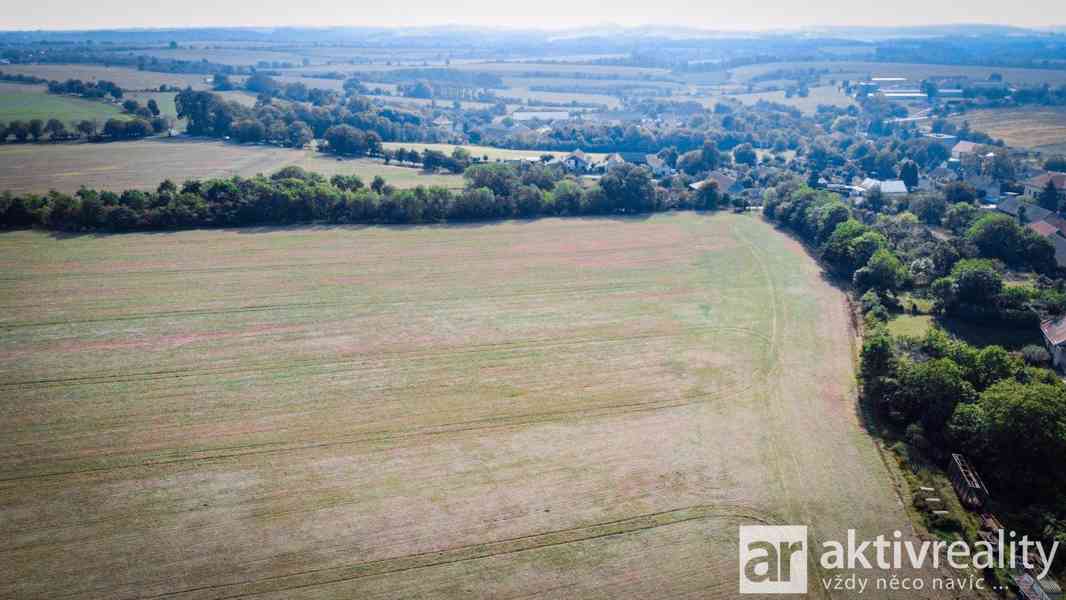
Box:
[1041,317,1066,346]
[1027,172,1066,191]
[1028,220,1059,237]
[1042,215,1066,233]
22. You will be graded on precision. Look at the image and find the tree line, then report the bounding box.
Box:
[0,115,168,143]
[0,162,732,233]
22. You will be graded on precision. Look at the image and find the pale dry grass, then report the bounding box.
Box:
[0,214,955,599]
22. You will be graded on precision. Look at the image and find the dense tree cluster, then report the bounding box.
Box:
[0,70,48,85]
[861,325,1066,535]
[765,180,1064,330]
[47,78,123,100]
[0,116,164,143]
[175,89,452,151]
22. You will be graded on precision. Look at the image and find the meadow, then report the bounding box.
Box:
[0,212,950,599]
[0,139,464,194]
[0,82,126,123]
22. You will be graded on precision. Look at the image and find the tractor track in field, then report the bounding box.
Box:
[109,504,782,600]
[0,274,739,329]
[0,363,774,484]
[0,325,772,389]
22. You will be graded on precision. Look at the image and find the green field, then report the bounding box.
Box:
[0,64,210,91]
[123,91,179,119]
[0,139,463,194]
[0,84,126,123]
[0,213,947,599]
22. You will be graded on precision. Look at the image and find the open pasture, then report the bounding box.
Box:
[0,213,951,599]
[0,83,126,123]
[0,139,463,194]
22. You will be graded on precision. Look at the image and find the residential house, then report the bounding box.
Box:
[563,150,592,173]
[928,165,958,183]
[951,140,980,159]
[1028,220,1059,239]
[996,198,1066,268]
[706,170,743,195]
[996,196,1053,223]
[599,153,627,172]
[644,155,674,178]
[689,172,742,196]
[964,174,1002,202]
[1041,316,1066,368]
[1024,172,1066,202]
[431,116,456,133]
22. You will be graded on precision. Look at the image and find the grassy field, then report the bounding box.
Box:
[0,83,127,123]
[0,64,210,91]
[123,90,179,118]
[0,213,955,599]
[0,139,463,194]
[950,106,1066,154]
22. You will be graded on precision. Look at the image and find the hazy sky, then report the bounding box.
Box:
[4,0,1063,31]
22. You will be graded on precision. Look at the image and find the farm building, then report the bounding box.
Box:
[1040,317,1066,368]
[949,453,989,509]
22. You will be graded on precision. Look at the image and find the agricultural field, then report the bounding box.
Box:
[728,61,1066,86]
[950,106,1066,155]
[0,139,463,194]
[716,85,856,115]
[381,142,607,162]
[503,86,621,109]
[0,64,210,91]
[0,213,957,599]
[138,47,311,66]
[0,82,126,123]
